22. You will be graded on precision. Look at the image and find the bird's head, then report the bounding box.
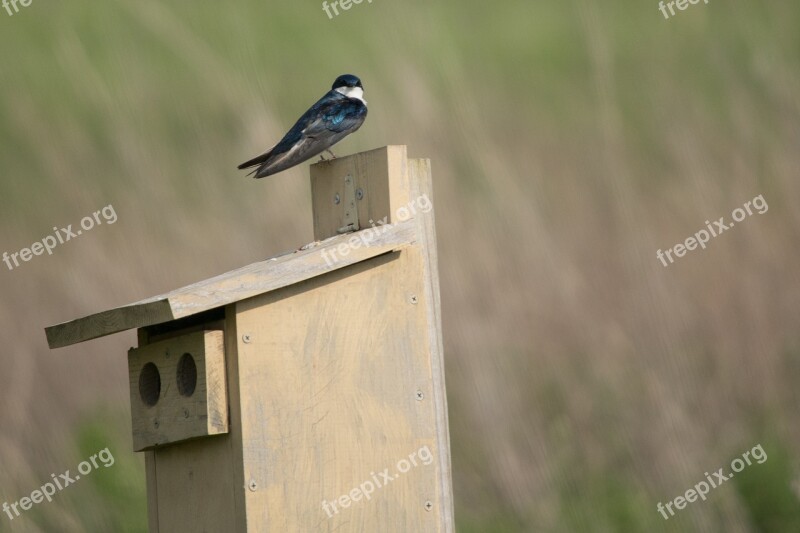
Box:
[332,74,365,103]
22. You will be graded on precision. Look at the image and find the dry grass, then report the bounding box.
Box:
[0,0,798,531]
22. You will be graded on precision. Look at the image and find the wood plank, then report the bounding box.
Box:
[234,251,443,531]
[409,158,455,530]
[144,451,159,533]
[311,145,410,240]
[44,219,417,349]
[222,303,249,532]
[128,330,228,451]
[151,434,239,532]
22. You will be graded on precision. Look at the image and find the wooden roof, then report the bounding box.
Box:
[45,220,416,349]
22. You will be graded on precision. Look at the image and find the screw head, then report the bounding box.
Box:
[242,334,251,344]
[183,409,190,418]
[334,193,341,205]
[424,501,433,511]
[153,419,159,429]
[410,295,418,304]
[248,479,258,491]
[356,188,364,200]
[416,390,424,401]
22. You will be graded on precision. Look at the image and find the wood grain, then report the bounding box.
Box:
[311,145,410,240]
[234,252,443,531]
[128,330,228,451]
[409,157,455,528]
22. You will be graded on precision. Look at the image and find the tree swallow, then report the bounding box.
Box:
[238,74,368,179]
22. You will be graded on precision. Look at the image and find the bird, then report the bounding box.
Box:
[238,74,368,179]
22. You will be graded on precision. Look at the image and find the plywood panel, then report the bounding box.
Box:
[311,145,411,240]
[234,252,445,532]
[128,330,228,451]
[151,436,240,532]
[409,158,455,527]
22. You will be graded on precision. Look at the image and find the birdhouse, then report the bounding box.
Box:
[45,146,454,532]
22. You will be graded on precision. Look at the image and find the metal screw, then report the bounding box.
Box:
[424,501,433,511]
[243,334,251,344]
[248,479,258,492]
[416,390,424,401]
[410,295,418,304]
[356,188,364,200]
[153,419,159,429]
[334,193,341,205]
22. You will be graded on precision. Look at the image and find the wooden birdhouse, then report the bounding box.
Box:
[45,145,454,532]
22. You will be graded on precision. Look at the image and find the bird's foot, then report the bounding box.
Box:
[325,149,337,159]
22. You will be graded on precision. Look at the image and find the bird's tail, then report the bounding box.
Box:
[237,149,272,170]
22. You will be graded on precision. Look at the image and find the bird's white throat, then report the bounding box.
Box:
[335,86,366,104]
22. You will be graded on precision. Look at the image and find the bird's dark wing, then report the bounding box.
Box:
[239,92,367,178]
[301,98,367,137]
[236,95,336,172]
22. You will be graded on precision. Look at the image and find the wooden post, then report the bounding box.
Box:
[44,145,454,532]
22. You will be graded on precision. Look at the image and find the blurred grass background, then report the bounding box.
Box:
[1,0,799,531]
